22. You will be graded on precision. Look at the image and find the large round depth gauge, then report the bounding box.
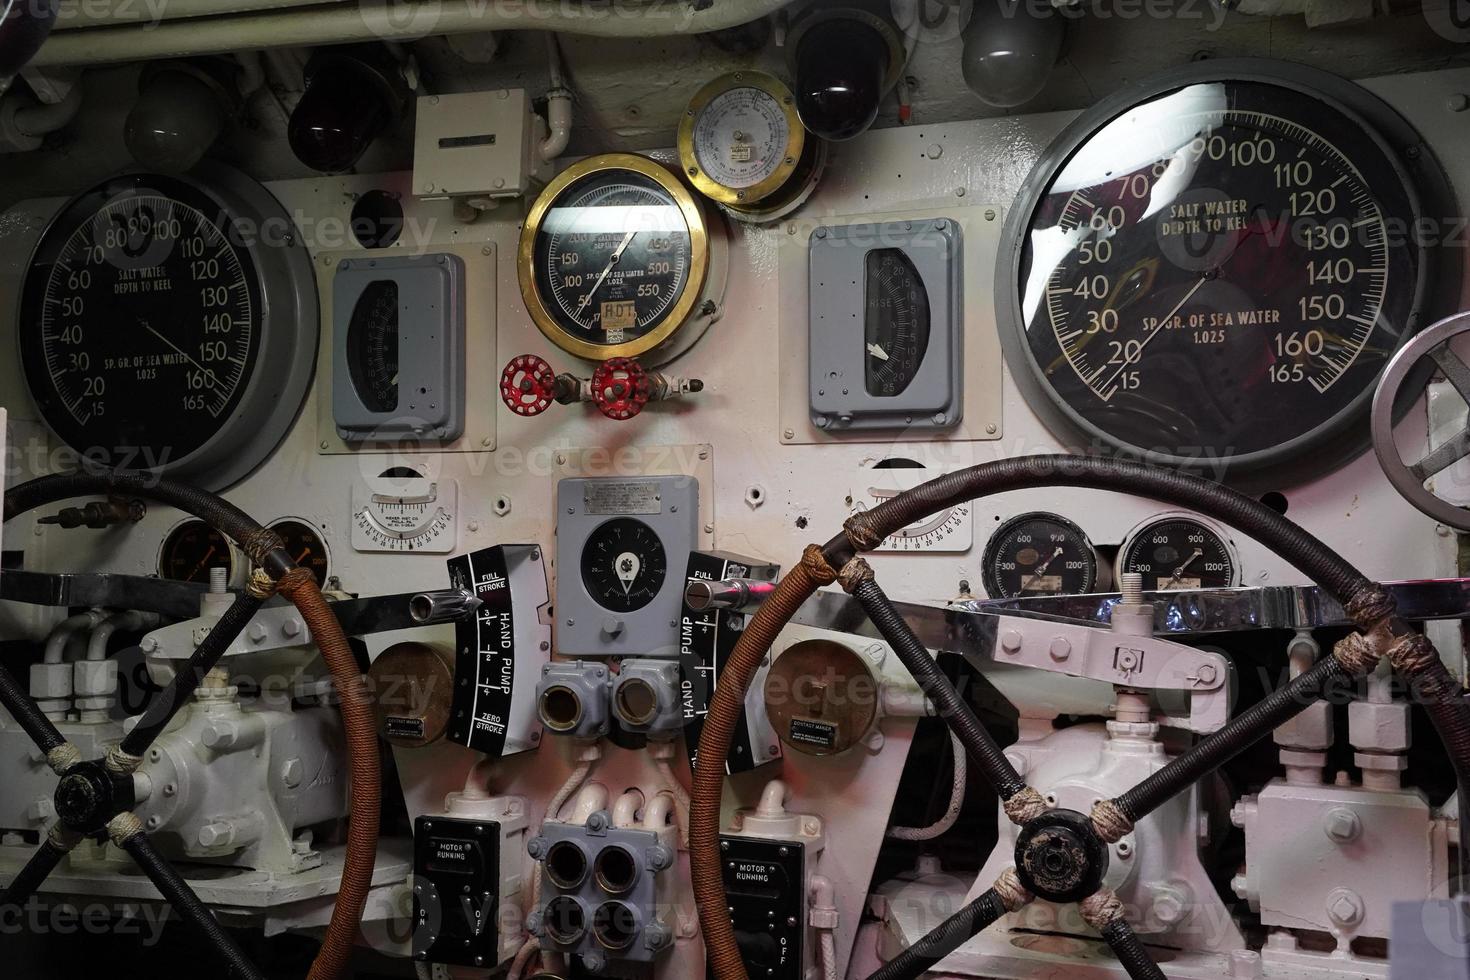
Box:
[18,165,319,489]
[999,60,1458,477]
[519,153,724,364]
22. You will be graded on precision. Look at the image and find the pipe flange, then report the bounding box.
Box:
[1013,808,1109,904]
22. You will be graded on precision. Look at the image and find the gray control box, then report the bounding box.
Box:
[332,252,466,443]
[555,476,699,659]
[808,219,963,431]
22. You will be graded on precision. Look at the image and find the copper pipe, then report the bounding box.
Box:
[279,568,381,980]
[689,547,832,980]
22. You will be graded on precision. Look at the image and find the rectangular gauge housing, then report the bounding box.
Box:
[808,219,963,431]
[555,476,698,659]
[332,252,466,443]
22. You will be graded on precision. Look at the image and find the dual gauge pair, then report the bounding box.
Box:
[981,512,1239,600]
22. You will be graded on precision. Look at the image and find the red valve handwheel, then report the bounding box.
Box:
[500,354,557,417]
[592,358,652,421]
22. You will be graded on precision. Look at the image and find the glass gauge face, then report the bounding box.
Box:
[270,519,331,588]
[865,248,931,397]
[1014,75,1432,469]
[580,517,668,613]
[20,174,262,466]
[693,85,794,192]
[159,520,236,584]
[982,513,1099,598]
[532,169,693,349]
[1120,517,1237,591]
[345,279,399,412]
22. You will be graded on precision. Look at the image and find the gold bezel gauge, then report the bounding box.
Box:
[518,153,724,364]
[678,71,805,207]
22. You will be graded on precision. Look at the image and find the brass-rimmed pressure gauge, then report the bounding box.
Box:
[678,71,806,208]
[518,153,725,364]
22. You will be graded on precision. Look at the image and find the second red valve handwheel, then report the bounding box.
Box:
[592,358,653,421]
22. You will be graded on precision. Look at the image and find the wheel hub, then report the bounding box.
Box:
[1013,808,1109,904]
[53,760,132,834]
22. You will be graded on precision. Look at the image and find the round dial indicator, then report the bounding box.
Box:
[865,247,931,397]
[1118,516,1239,592]
[983,513,1100,598]
[22,176,258,466]
[1002,61,1454,474]
[679,71,805,206]
[18,168,318,489]
[520,154,712,361]
[158,519,238,585]
[269,519,331,588]
[580,517,668,613]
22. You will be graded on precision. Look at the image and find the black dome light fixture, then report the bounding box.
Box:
[0,0,59,86]
[786,2,906,142]
[289,44,411,174]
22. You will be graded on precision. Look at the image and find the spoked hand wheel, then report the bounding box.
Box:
[689,455,1470,980]
[0,470,380,980]
[1372,310,1470,531]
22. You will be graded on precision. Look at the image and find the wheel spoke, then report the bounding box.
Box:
[1100,653,1349,835]
[864,870,1029,980]
[0,659,66,756]
[1097,917,1167,980]
[114,821,267,980]
[0,826,80,913]
[1430,346,1470,405]
[117,593,263,760]
[845,573,1029,802]
[1408,426,1470,481]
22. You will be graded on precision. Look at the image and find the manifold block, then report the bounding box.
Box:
[526,807,677,970]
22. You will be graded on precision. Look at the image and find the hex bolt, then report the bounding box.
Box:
[1001,630,1023,654]
[1327,888,1364,927]
[1049,637,1071,662]
[1323,807,1361,844]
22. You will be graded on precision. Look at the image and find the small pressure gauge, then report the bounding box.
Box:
[679,71,806,208]
[1117,514,1241,592]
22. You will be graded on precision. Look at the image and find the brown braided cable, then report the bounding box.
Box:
[691,545,836,980]
[276,566,381,980]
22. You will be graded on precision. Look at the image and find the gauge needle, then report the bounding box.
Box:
[1097,275,1209,399]
[575,230,638,318]
[189,546,217,582]
[867,343,890,362]
[1167,548,1204,588]
[140,319,217,387]
[1023,547,1064,592]
[615,552,641,595]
